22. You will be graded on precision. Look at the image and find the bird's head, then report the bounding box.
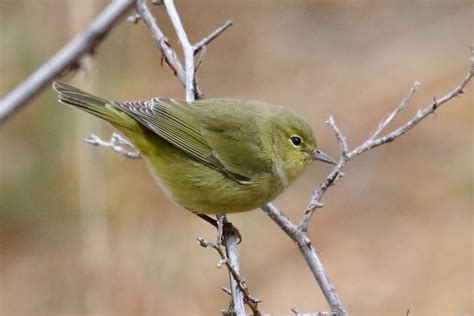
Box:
[266,108,336,185]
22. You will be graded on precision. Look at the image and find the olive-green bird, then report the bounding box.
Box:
[52,82,336,215]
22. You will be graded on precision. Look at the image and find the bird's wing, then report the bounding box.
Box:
[114,98,260,184]
[190,99,274,182]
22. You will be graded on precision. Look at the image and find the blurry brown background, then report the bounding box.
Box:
[0,1,472,315]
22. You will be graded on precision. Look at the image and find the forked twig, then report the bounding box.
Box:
[197,236,262,315]
[262,46,473,316]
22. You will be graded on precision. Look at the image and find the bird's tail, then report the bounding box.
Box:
[52,81,132,128]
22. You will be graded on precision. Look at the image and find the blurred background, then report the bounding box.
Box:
[0,1,472,315]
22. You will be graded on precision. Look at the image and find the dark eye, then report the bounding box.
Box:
[290,136,302,146]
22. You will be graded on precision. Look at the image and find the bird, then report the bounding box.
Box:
[53,81,336,216]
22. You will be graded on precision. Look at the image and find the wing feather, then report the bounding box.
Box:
[114,98,254,184]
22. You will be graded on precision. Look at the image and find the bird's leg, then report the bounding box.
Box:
[196,214,218,227]
[221,215,242,245]
[195,214,242,244]
[216,215,225,246]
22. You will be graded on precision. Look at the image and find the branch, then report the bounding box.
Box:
[349,63,473,158]
[193,20,234,55]
[163,0,194,101]
[136,0,232,101]
[261,203,346,316]
[135,0,186,84]
[96,1,244,314]
[84,133,142,159]
[197,233,262,315]
[368,81,421,142]
[0,0,135,124]
[262,46,473,316]
[304,46,474,226]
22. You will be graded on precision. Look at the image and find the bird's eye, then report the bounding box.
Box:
[290,136,302,146]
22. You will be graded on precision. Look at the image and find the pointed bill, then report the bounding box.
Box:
[311,149,337,165]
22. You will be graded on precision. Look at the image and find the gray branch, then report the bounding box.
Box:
[135,0,232,101]
[367,81,421,142]
[163,0,195,102]
[135,0,186,85]
[132,1,249,314]
[261,203,346,316]
[261,46,473,316]
[194,20,234,55]
[197,234,262,315]
[84,133,142,159]
[0,0,135,124]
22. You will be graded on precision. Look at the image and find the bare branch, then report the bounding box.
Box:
[196,236,262,315]
[0,0,135,124]
[368,81,421,142]
[261,203,299,238]
[163,0,195,101]
[327,116,349,158]
[193,20,234,55]
[84,133,142,159]
[263,47,473,316]
[135,0,186,85]
[261,203,347,316]
[223,227,247,315]
[368,81,421,141]
[137,1,246,313]
[299,117,348,232]
[348,57,473,159]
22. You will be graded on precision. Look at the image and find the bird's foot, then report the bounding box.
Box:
[222,220,242,245]
[195,214,242,245]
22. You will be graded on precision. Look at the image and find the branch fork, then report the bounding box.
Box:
[135,0,232,101]
[78,23,472,316]
[262,46,473,316]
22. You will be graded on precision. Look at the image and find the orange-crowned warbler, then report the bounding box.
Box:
[53,82,336,215]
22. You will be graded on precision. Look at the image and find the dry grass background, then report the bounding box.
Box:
[0,1,472,315]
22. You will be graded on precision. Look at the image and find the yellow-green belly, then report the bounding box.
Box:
[121,125,280,214]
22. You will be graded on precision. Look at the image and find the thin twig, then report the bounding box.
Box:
[137,1,247,314]
[135,0,186,85]
[163,0,195,101]
[299,116,347,232]
[193,19,234,55]
[262,47,473,316]
[348,59,473,159]
[197,236,262,315]
[0,0,135,124]
[84,133,142,159]
[368,81,421,142]
[261,203,347,316]
[327,116,349,158]
[223,224,247,315]
[303,47,474,229]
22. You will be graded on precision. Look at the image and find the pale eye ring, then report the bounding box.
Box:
[290,136,302,146]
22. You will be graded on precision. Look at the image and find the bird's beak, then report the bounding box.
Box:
[311,149,337,165]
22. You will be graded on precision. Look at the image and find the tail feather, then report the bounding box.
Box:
[52,81,132,128]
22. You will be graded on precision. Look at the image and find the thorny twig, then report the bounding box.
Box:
[262,46,473,316]
[90,1,249,315]
[0,0,135,124]
[135,0,232,100]
[193,20,234,55]
[84,132,142,159]
[92,46,473,316]
[197,236,262,315]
